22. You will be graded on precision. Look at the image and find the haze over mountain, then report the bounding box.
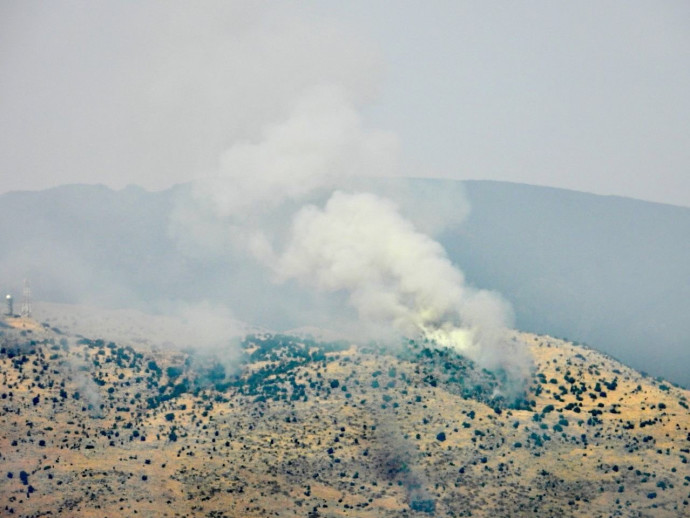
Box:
[0,179,688,388]
[3,2,690,208]
[3,5,688,516]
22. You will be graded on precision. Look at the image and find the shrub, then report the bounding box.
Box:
[166,366,183,379]
[410,498,435,514]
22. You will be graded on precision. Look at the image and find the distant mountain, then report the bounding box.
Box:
[440,180,690,389]
[1,315,688,516]
[0,180,688,387]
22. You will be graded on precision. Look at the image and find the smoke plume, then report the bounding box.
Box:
[188,84,397,220]
[252,190,514,364]
[173,84,525,374]
[373,416,435,513]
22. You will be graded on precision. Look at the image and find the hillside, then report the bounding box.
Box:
[1,180,688,388]
[1,314,688,517]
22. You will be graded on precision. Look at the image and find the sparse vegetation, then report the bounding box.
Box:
[0,322,688,517]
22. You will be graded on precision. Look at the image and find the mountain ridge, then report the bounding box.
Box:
[0,179,688,387]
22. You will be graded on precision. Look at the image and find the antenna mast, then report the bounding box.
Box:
[20,279,32,318]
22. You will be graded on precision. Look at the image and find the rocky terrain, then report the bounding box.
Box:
[0,314,688,517]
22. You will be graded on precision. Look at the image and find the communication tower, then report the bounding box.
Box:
[20,279,32,318]
[5,294,12,316]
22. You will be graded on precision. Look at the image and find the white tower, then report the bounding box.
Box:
[20,279,31,318]
[5,294,12,316]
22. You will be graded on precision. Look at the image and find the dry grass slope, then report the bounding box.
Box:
[0,315,688,517]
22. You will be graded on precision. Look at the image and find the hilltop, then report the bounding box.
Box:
[1,314,688,517]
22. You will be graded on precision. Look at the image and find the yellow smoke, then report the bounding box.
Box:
[419,324,475,354]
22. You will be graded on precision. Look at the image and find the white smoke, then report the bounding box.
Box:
[252,190,515,364]
[193,84,398,220]
[170,84,398,259]
[172,83,524,372]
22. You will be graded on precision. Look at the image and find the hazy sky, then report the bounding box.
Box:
[2,1,689,207]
